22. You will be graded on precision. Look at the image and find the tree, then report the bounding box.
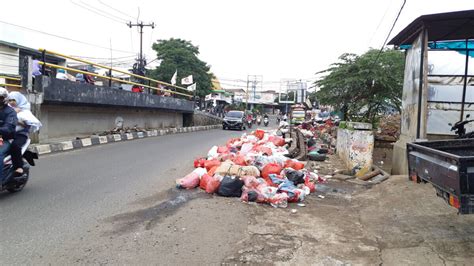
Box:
[148,38,213,99]
[312,49,404,123]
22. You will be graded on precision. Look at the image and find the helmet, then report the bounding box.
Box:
[0,87,8,104]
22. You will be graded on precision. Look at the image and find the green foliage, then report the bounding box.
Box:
[312,49,405,123]
[148,38,213,98]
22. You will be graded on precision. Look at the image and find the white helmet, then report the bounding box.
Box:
[0,87,8,104]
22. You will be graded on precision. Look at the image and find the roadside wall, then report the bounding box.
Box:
[337,122,374,177]
[193,110,223,126]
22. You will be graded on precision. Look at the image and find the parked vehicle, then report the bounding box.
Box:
[257,115,262,126]
[449,114,474,138]
[264,117,269,127]
[1,139,38,193]
[223,111,246,131]
[407,138,474,214]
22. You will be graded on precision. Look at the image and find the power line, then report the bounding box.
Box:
[368,0,394,47]
[70,0,127,24]
[97,0,136,20]
[372,0,407,67]
[0,20,136,54]
[80,0,130,23]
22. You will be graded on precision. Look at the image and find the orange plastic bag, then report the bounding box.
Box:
[208,165,219,177]
[261,163,283,179]
[193,157,206,168]
[254,129,265,140]
[204,159,221,171]
[284,160,305,170]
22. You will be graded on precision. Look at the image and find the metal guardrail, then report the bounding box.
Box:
[0,75,22,88]
[38,49,193,98]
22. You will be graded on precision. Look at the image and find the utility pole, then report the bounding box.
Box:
[127,21,155,77]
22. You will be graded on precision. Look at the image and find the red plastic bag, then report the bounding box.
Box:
[285,160,305,170]
[217,146,229,154]
[176,172,200,189]
[269,136,285,146]
[200,174,221,193]
[200,174,212,190]
[204,159,221,171]
[193,157,206,168]
[254,129,265,140]
[232,155,247,166]
[261,163,283,179]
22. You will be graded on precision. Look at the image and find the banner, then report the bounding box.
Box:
[170,70,177,85]
[181,75,193,85]
[187,83,197,91]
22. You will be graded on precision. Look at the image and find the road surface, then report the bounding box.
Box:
[0,126,268,264]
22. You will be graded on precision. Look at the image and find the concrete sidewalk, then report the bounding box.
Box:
[31,125,221,155]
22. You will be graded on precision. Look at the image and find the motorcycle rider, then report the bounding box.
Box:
[0,87,18,184]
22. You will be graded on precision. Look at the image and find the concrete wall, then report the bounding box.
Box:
[392,31,428,175]
[337,122,374,177]
[38,105,182,140]
[193,110,223,126]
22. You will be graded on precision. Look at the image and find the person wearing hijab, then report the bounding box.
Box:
[8,91,41,176]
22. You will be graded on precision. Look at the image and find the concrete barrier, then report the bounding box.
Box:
[30,124,221,155]
[336,122,374,178]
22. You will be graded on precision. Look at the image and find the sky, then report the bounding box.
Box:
[1,0,473,91]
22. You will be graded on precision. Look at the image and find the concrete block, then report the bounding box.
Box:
[146,131,153,137]
[126,133,133,140]
[60,141,74,150]
[81,138,92,147]
[113,134,121,141]
[337,127,374,177]
[35,144,51,155]
[99,136,108,144]
[90,137,100,145]
[137,132,144,138]
[72,140,82,149]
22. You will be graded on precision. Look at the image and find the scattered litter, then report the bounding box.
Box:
[297,203,306,207]
[291,209,298,214]
[318,195,325,199]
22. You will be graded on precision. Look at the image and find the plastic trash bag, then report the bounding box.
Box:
[215,162,260,177]
[217,146,229,154]
[200,173,221,194]
[176,172,200,189]
[241,175,260,189]
[194,157,206,168]
[254,129,265,140]
[192,167,207,178]
[240,143,254,154]
[232,155,248,166]
[284,159,305,171]
[217,176,244,197]
[241,188,266,202]
[267,192,289,208]
[204,159,221,171]
[262,163,283,179]
[269,136,285,146]
[207,145,219,159]
[283,169,305,185]
[208,165,219,177]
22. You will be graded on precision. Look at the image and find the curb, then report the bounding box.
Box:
[31,124,222,155]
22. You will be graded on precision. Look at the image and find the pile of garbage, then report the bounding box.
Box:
[176,129,321,208]
[295,120,337,162]
[375,114,400,141]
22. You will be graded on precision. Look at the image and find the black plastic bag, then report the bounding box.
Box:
[217,176,244,197]
[285,169,305,185]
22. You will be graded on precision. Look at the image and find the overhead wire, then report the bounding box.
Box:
[79,0,129,23]
[0,20,136,54]
[96,0,136,20]
[371,0,407,67]
[367,0,395,47]
[70,0,127,24]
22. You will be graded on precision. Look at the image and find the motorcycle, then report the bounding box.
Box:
[264,117,269,127]
[257,116,262,126]
[247,118,253,129]
[449,114,474,138]
[0,139,37,193]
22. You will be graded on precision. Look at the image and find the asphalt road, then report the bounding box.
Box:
[0,125,275,264]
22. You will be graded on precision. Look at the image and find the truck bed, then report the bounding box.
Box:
[407,139,474,214]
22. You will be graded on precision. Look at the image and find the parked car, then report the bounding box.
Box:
[223,111,245,131]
